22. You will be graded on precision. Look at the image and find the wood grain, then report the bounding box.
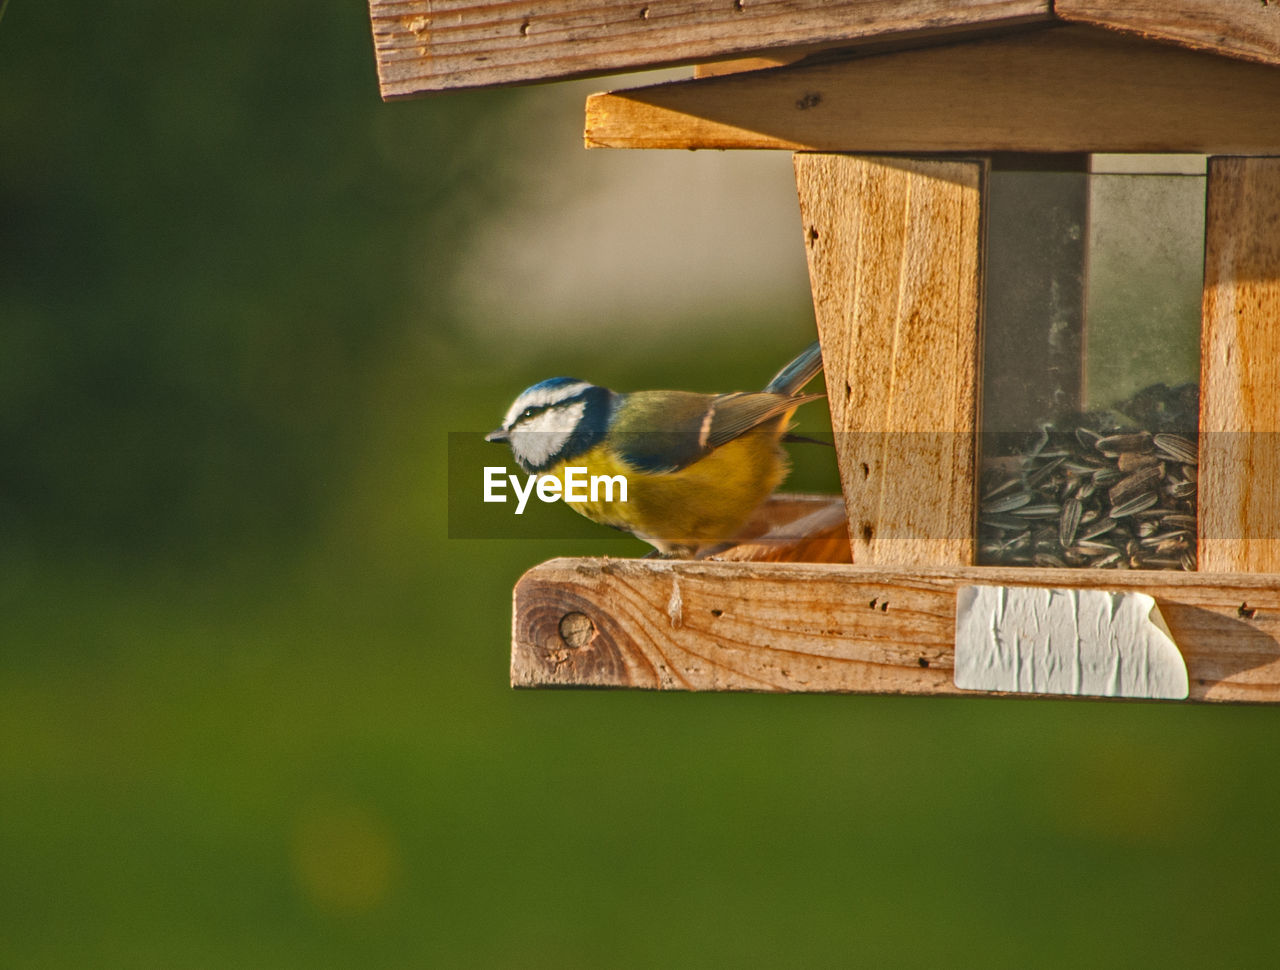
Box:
[1057,0,1280,69]
[1199,156,1280,574]
[585,26,1280,153]
[513,558,1280,702]
[794,155,982,567]
[369,0,1050,98]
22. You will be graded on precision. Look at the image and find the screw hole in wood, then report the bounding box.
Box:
[558,611,595,647]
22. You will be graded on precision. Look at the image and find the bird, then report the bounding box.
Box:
[484,341,825,557]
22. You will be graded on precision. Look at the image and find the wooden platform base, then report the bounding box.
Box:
[512,558,1280,702]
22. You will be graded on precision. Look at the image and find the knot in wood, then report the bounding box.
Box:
[558,611,595,648]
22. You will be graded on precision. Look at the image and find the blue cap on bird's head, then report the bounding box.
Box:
[526,377,583,394]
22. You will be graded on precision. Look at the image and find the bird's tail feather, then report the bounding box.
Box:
[764,340,824,395]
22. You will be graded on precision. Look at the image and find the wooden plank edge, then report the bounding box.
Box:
[691,18,1053,78]
[369,3,1053,99]
[511,558,1280,702]
[583,25,1280,153]
[1055,1,1280,71]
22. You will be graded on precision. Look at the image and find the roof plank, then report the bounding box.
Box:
[369,0,1051,98]
[1057,0,1280,69]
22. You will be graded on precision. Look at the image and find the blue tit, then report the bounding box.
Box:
[484,341,825,557]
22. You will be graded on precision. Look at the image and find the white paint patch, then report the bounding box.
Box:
[954,585,1188,700]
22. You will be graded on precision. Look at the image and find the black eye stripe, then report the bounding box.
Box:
[514,391,589,426]
[516,403,550,423]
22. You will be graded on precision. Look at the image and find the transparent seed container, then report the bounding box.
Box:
[979,155,1204,569]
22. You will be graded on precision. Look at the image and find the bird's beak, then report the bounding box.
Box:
[484,428,509,444]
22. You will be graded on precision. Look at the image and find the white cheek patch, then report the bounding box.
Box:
[510,399,587,469]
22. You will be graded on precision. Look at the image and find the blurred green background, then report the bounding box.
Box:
[5,3,1280,967]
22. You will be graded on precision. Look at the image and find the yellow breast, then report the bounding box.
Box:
[547,433,789,554]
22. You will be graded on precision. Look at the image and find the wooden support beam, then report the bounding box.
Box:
[1057,0,1280,70]
[585,26,1280,153]
[1199,156,1280,573]
[513,558,1280,702]
[369,0,1051,98]
[795,155,982,567]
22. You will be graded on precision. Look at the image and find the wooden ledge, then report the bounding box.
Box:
[585,25,1280,153]
[512,558,1280,702]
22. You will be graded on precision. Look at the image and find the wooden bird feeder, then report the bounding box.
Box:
[371,1,1280,702]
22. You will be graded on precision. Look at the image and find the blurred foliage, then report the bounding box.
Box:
[5,2,1280,968]
[0,0,522,567]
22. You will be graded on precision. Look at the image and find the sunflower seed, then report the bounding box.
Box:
[1075,427,1102,449]
[1059,497,1082,547]
[1011,504,1063,518]
[1026,425,1050,459]
[1026,455,1067,488]
[981,515,1029,532]
[1078,517,1118,540]
[1109,465,1163,504]
[982,475,1023,500]
[1140,530,1190,547]
[981,491,1033,514]
[1097,432,1152,455]
[1111,491,1159,517]
[1118,452,1161,473]
[1073,540,1120,555]
[1153,433,1198,465]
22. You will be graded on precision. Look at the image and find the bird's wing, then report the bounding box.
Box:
[610,391,722,474]
[612,389,823,474]
[704,391,825,449]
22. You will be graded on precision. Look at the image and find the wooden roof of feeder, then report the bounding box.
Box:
[369,1,1280,153]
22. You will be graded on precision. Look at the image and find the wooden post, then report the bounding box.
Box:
[1200,156,1280,573]
[794,154,983,566]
